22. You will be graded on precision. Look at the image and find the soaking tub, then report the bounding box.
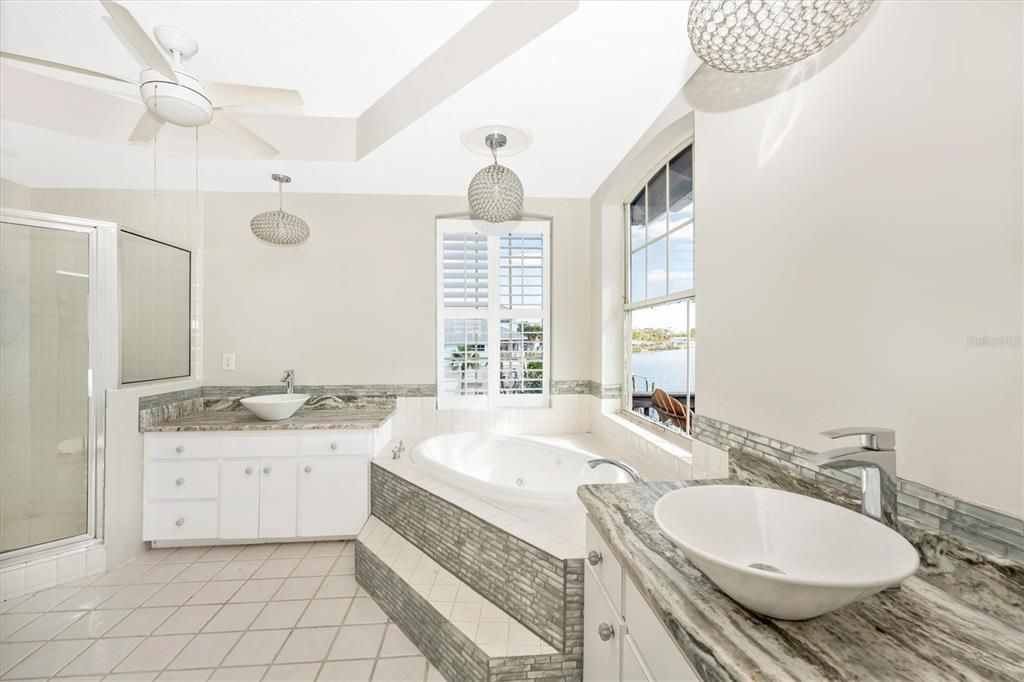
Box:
[410,432,630,508]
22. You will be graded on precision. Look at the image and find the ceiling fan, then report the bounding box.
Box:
[0,0,301,157]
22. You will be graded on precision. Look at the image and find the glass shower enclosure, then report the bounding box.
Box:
[0,210,115,559]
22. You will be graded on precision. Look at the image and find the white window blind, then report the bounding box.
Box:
[437,218,551,408]
[500,233,544,309]
[442,232,488,309]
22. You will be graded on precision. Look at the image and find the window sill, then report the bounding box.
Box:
[592,409,695,480]
[616,409,694,447]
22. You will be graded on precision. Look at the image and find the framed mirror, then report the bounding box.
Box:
[119,230,191,384]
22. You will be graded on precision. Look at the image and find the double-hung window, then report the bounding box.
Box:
[437,217,551,409]
[624,145,695,434]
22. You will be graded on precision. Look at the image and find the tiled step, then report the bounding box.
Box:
[356,516,580,682]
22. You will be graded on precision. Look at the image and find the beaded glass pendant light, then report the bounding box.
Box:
[688,0,873,73]
[250,174,310,246]
[467,133,524,224]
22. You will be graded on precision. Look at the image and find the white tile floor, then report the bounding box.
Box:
[0,542,443,681]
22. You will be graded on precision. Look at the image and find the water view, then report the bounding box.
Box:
[631,347,696,394]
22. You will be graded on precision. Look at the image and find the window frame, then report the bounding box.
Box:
[436,216,552,410]
[622,139,695,436]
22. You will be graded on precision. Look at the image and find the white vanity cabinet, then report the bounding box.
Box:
[143,426,387,544]
[584,518,700,682]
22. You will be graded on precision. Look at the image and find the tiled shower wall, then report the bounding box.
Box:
[0,223,32,550]
[120,234,192,382]
[2,188,202,594]
[31,188,204,379]
[0,226,90,552]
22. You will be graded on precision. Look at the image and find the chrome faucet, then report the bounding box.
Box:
[392,440,405,460]
[587,458,643,482]
[809,427,898,531]
[280,369,295,394]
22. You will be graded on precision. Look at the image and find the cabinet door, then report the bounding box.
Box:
[220,460,259,539]
[621,635,651,682]
[623,577,700,682]
[297,456,369,537]
[584,564,621,682]
[259,459,297,538]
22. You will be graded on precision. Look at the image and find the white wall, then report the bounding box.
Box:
[690,1,1023,515]
[202,192,591,386]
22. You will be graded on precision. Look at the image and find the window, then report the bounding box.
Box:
[437,218,551,408]
[625,145,695,434]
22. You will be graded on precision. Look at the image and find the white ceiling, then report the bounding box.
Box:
[0,1,699,198]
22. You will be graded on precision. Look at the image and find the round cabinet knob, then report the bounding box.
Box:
[304,465,313,473]
[598,623,614,641]
[330,442,338,450]
[263,466,272,474]
[175,477,185,486]
[175,445,185,454]
[244,466,254,475]
[587,550,602,566]
[175,518,185,527]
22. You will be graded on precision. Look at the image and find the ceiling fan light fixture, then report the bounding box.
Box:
[140,70,213,127]
[467,133,524,224]
[250,174,310,246]
[687,0,873,73]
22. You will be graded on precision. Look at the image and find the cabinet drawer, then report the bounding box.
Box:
[147,461,219,500]
[586,517,623,615]
[146,435,219,460]
[623,577,699,682]
[222,434,299,458]
[300,432,371,455]
[145,501,218,541]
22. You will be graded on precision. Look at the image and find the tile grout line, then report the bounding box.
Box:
[0,541,374,681]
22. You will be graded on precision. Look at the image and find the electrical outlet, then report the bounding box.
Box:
[222,353,236,371]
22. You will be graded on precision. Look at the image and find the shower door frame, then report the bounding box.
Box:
[0,208,118,563]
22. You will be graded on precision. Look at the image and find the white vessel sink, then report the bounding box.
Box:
[653,485,919,620]
[240,394,309,421]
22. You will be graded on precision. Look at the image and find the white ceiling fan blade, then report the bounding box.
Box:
[1,63,144,144]
[205,82,303,109]
[129,112,163,143]
[209,110,279,158]
[99,0,178,83]
[0,51,135,84]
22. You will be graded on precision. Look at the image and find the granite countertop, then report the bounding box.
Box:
[141,395,397,432]
[578,451,1024,681]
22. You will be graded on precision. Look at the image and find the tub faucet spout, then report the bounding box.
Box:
[588,458,642,482]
